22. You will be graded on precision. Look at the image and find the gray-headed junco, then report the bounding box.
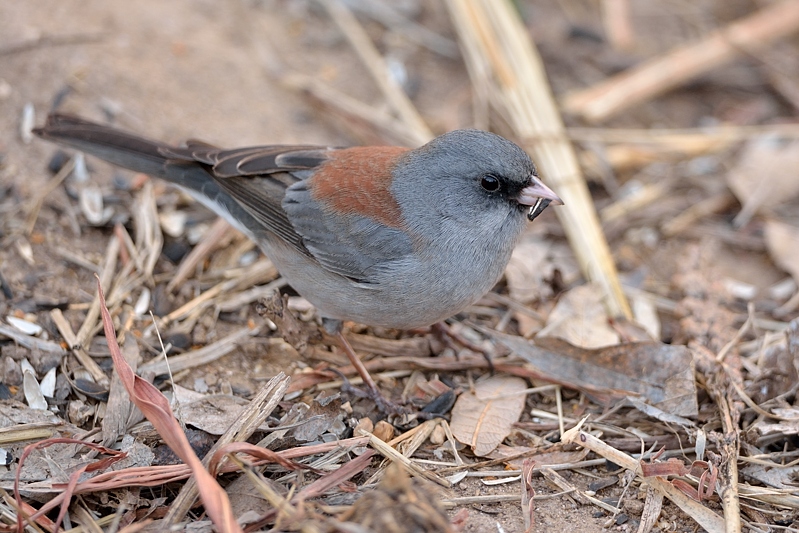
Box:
[35,114,562,408]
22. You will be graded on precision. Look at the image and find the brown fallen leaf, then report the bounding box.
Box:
[750,407,799,436]
[171,387,251,436]
[505,236,579,336]
[727,139,799,227]
[745,327,799,403]
[765,219,799,285]
[450,375,527,457]
[504,233,554,305]
[490,333,698,417]
[740,461,799,491]
[537,283,620,348]
[15,438,126,531]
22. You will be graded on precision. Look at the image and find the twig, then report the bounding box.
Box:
[131,181,163,279]
[24,157,75,235]
[0,32,107,57]
[343,0,460,58]
[541,467,618,513]
[138,325,262,376]
[661,193,737,237]
[440,489,576,508]
[285,71,418,144]
[0,325,66,355]
[713,389,743,532]
[717,302,755,362]
[72,499,104,533]
[158,259,277,327]
[216,277,287,313]
[50,309,108,386]
[316,0,433,144]
[76,235,120,347]
[355,427,451,488]
[436,448,541,475]
[167,217,233,292]
[53,246,102,274]
[562,421,725,533]
[563,1,799,122]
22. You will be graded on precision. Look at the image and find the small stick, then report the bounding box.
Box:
[317,0,433,145]
[355,427,451,488]
[24,157,75,235]
[562,421,725,533]
[167,218,234,292]
[50,309,107,386]
[76,235,120,346]
[563,1,799,122]
[137,325,261,376]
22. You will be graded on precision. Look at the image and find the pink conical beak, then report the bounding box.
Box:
[518,177,562,221]
[517,177,563,206]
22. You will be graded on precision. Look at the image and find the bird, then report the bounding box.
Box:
[35,113,562,410]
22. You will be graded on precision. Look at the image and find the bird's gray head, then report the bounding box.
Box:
[391,129,543,243]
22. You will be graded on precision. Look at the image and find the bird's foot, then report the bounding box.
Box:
[331,332,410,415]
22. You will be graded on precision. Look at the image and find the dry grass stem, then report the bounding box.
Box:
[317,0,433,144]
[562,422,725,532]
[167,218,234,292]
[444,0,631,319]
[563,0,799,121]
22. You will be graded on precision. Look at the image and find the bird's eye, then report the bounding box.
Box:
[481,174,500,192]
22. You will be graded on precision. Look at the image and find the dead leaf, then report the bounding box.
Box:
[226,474,285,520]
[765,219,799,284]
[745,337,799,403]
[538,283,619,348]
[505,234,553,304]
[740,462,799,491]
[727,138,799,226]
[175,393,250,436]
[505,236,578,336]
[626,396,695,427]
[292,391,344,442]
[750,407,799,435]
[15,438,127,531]
[491,334,698,417]
[450,375,527,456]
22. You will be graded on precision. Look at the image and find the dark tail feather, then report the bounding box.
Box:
[34,113,268,241]
[33,114,175,179]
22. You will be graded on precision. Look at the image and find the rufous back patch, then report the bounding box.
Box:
[308,146,410,228]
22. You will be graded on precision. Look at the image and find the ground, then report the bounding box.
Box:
[1,1,798,532]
